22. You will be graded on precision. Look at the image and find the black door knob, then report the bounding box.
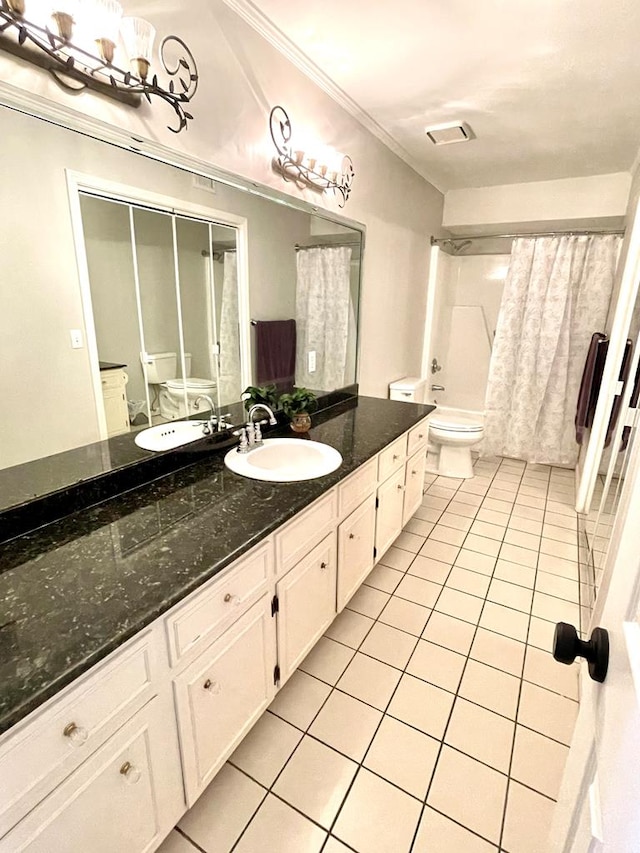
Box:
[553,622,609,683]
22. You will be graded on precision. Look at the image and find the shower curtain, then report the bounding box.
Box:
[295,246,353,390]
[483,234,621,466]
[218,251,241,406]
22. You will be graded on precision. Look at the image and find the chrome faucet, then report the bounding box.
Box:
[247,404,277,427]
[246,403,277,448]
[194,395,217,435]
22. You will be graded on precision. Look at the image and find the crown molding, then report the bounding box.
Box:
[222,0,445,193]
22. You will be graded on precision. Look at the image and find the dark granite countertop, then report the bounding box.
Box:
[98,361,127,371]
[0,397,433,736]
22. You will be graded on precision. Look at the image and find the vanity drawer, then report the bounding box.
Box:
[0,631,157,837]
[165,541,273,667]
[338,458,377,519]
[407,418,430,457]
[99,368,128,391]
[0,696,183,853]
[275,490,338,577]
[377,435,407,483]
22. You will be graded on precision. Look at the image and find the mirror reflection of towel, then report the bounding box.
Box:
[254,319,296,393]
[575,333,607,445]
[605,339,633,448]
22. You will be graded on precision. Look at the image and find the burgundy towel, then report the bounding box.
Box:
[575,333,608,445]
[605,339,633,448]
[621,357,640,451]
[254,320,296,393]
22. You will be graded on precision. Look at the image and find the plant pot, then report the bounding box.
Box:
[290,412,311,433]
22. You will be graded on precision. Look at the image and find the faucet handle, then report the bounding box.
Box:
[246,422,255,445]
[236,428,249,453]
[217,413,232,431]
[253,421,263,446]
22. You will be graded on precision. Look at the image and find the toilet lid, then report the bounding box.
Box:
[166,378,217,390]
[430,414,484,433]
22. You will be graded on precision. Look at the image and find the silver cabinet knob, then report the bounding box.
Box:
[397,484,404,491]
[348,533,355,539]
[393,454,400,461]
[320,561,328,570]
[224,593,232,602]
[203,678,222,694]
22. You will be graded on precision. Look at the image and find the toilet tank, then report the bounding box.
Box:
[389,376,427,403]
[144,352,177,383]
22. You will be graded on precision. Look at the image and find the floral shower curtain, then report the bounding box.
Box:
[483,234,621,466]
[295,246,353,390]
[218,251,241,406]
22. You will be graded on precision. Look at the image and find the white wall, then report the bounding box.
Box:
[428,253,509,412]
[0,0,444,404]
[443,173,631,233]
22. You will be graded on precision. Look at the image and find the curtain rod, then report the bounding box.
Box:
[431,228,624,245]
[295,241,360,250]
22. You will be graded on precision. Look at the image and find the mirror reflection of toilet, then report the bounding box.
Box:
[143,352,217,421]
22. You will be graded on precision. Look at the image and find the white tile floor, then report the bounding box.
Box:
[160,456,581,853]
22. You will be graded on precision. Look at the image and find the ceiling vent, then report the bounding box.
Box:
[425,122,475,145]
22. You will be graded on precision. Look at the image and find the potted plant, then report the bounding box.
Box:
[279,388,318,433]
[242,384,279,412]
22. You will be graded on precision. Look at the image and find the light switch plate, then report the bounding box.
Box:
[70,329,84,349]
[308,350,316,373]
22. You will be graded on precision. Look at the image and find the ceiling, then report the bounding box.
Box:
[246,0,640,192]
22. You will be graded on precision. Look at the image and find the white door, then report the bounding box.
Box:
[403,447,427,527]
[550,423,640,851]
[276,532,337,684]
[337,495,377,612]
[375,467,406,557]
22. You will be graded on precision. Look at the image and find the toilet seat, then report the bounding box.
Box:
[165,378,217,392]
[429,414,483,433]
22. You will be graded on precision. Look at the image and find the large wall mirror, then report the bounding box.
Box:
[1,105,364,482]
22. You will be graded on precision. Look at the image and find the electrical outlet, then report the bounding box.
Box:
[70,329,83,349]
[308,350,316,373]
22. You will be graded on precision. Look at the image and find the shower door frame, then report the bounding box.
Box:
[66,170,250,439]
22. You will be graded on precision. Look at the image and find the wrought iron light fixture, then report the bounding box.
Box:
[0,0,198,132]
[269,105,355,207]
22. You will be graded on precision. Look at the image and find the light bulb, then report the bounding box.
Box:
[121,16,155,80]
[50,0,78,40]
[90,0,122,63]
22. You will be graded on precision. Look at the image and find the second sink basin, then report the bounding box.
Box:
[224,438,342,482]
[134,420,208,451]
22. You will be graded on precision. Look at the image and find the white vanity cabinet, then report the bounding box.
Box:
[100,368,130,438]
[0,695,182,853]
[173,594,277,806]
[0,413,432,851]
[275,531,338,683]
[403,446,427,527]
[375,466,407,556]
[337,495,377,611]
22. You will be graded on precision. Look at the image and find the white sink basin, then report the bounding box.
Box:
[224,438,342,482]
[134,420,208,452]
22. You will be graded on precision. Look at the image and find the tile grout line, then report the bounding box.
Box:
[213,457,580,853]
[408,457,527,851]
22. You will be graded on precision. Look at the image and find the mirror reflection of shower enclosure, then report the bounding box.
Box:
[78,192,246,436]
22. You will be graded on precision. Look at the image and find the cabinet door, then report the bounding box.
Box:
[174,594,277,806]
[276,532,337,684]
[403,447,427,527]
[337,495,377,612]
[375,467,406,557]
[0,696,183,853]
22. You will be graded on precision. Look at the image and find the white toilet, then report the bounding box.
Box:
[144,352,217,421]
[427,414,484,479]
